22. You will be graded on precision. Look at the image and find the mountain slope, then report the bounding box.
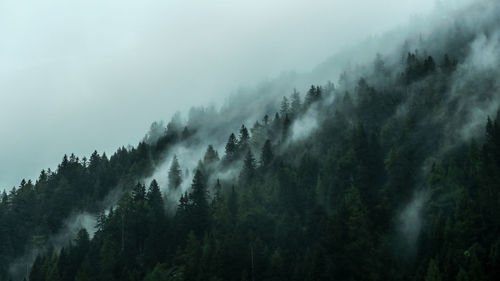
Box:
[2,1,500,280]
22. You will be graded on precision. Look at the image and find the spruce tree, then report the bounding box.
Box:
[146,179,164,214]
[263,114,269,126]
[224,133,238,162]
[238,125,250,153]
[188,170,210,236]
[203,145,220,165]
[304,85,321,107]
[280,96,290,117]
[240,150,256,185]
[168,155,182,190]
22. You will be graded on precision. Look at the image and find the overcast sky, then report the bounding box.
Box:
[0,0,440,190]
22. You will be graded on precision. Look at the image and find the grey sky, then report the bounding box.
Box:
[0,0,438,189]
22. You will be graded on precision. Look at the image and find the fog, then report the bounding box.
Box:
[0,0,439,190]
[4,1,498,278]
[8,212,97,279]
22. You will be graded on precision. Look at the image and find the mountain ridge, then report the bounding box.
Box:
[2,1,500,280]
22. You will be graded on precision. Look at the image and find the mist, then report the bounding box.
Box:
[8,212,97,279]
[4,1,500,280]
[0,0,441,190]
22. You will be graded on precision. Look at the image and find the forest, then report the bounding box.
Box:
[2,1,500,281]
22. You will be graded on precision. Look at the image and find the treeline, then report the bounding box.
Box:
[5,47,499,281]
[0,118,191,280]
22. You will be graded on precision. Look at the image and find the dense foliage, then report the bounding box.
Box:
[2,2,500,280]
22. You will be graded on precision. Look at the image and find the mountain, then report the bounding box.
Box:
[2,1,500,280]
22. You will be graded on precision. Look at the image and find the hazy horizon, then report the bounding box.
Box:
[0,0,441,190]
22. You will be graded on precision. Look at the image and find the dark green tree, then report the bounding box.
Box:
[146,179,164,214]
[304,85,321,108]
[168,155,182,190]
[238,125,250,153]
[239,150,256,185]
[224,133,238,162]
[203,145,220,165]
[189,170,210,236]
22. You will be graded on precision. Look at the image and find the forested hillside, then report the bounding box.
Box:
[2,1,500,280]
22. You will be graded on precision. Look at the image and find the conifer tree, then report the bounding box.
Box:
[263,114,269,126]
[224,133,238,162]
[146,179,163,214]
[238,125,250,153]
[188,170,210,236]
[239,150,256,185]
[280,96,290,117]
[272,112,282,138]
[168,155,182,190]
[304,85,321,107]
[132,182,146,202]
[203,145,220,165]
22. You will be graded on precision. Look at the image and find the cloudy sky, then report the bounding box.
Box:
[0,0,440,189]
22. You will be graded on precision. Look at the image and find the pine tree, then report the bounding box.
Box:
[96,211,107,233]
[132,182,146,202]
[76,228,90,247]
[424,56,436,73]
[280,96,290,117]
[238,125,250,153]
[168,155,182,190]
[176,192,189,232]
[145,180,167,268]
[272,112,282,138]
[263,114,269,126]
[88,151,100,174]
[250,121,265,149]
[304,85,321,107]
[189,170,210,236]
[224,133,238,162]
[239,150,256,185]
[203,145,220,165]
[147,179,164,214]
